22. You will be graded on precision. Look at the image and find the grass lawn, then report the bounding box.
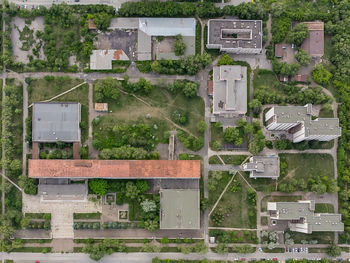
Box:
[324,35,333,61]
[23,239,52,244]
[261,216,268,226]
[210,124,224,148]
[73,212,101,220]
[178,154,202,160]
[220,155,248,165]
[209,229,258,244]
[262,247,285,253]
[243,171,276,193]
[261,195,302,212]
[28,76,84,105]
[93,84,205,148]
[308,247,328,253]
[208,171,231,209]
[290,231,334,244]
[253,69,279,92]
[209,155,222,164]
[210,175,256,229]
[319,106,334,118]
[12,247,52,252]
[315,203,334,213]
[279,153,334,183]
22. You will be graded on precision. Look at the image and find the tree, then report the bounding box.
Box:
[312,64,333,86]
[174,34,186,56]
[18,174,37,195]
[125,182,139,200]
[9,159,22,175]
[223,127,243,146]
[179,244,193,254]
[327,242,341,257]
[94,77,120,102]
[144,219,158,232]
[218,54,233,66]
[295,48,311,66]
[286,23,309,46]
[141,199,157,213]
[92,12,112,31]
[194,241,208,254]
[211,209,224,226]
[211,140,222,151]
[197,121,207,134]
[249,99,262,115]
[136,180,149,193]
[216,242,228,254]
[89,179,108,196]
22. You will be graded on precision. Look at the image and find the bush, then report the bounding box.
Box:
[171,109,188,125]
[174,34,186,56]
[89,179,108,196]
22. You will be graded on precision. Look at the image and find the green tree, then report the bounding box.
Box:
[174,34,186,56]
[94,77,120,102]
[89,179,108,196]
[223,127,243,146]
[295,48,311,66]
[144,219,159,232]
[249,99,262,115]
[286,23,309,46]
[218,54,234,66]
[216,242,228,254]
[125,182,139,200]
[197,121,207,134]
[312,64,333,86]
[179,244,193,254]
[141,199,157,213]
[326,242,341,257]
[18,174,37,195]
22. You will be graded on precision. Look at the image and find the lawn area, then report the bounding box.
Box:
[73,212,101,220]
[208,171,231,209]
[308,248,328,253]
[261,195,302,212]
[261,216,268,226]
[319,105,334,118]
[253,69,279,91]
[279,153,334,183]
[209,229,258,244]
[209,155,222,164]
[28,76,84,105]
[315,203,334,213]
[210,124,224,149]
[93,83,205,151]
[210,174,257,229]
[11,247,52,252]
[242,171,276,193]
[289,231,334,244]
[220,155,248,165]
[324,35,333,61]
[262,247,285,253]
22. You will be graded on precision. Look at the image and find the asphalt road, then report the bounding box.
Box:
[2,252,350,263]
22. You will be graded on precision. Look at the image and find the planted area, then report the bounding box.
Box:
[278,153,337,194]
[207,171,231,209]
[209,230,258,244]
[210,175,257,229]
[260,195,302,212]
[93,78,205,153]
[74,213,101,220]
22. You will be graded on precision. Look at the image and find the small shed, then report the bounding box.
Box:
[95,103,108,112]
[207,80,213,96]
[275,43,283,58]
[88,19,97,30]
[291,74,308,82]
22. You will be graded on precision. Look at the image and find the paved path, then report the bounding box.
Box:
[1,13,6,216]
[22,79,29,175]
[207,164,240,171]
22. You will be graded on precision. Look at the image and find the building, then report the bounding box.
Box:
[94,103,108,112]
[107,17,196,61]
[291,74,308,82]
[207,19,262,54]
[275,43,284,58]
[212,65,247,116]
[265,104,341,143]
[90,49,129,70]
[301,21,324,57]
[242,155,280,179]
[28,160,200,179]
[160,189,200,229]
[267,200,344,233]
[32,102,81,143]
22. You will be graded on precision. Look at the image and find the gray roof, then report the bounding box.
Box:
[213,65,247,115]
[139,18,196,37]
[207,19,262,51]
[268,201,344,232]
[269,104,341,136]
[32,102,81,142]
[160,189,200,229]
[109,18,139,29]
[242,155,280,179]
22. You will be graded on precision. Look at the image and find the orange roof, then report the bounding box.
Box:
[94,103,108,112]
[207,80,213,95]
[88,19,97,30]
[28,159,200,179]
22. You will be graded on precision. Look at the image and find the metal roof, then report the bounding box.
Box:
[139,18,196,37]
[32,102,81,142]
[160,189,200,229]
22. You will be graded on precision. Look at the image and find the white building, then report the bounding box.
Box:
[242,155,280,179]
[265,104,341,143]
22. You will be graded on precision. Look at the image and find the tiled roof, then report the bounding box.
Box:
[28,160,200,179]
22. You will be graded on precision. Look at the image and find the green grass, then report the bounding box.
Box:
[135,61,152,73]
[315,203,334,213]
[112,60,131,72]
[280,153,334,181]
[324,35,333,61]
[208,171,231,209]
[308,247,328,253]
[210,175,256,229]
[195,21,201,55]
[210,124,224,148]
[129,194,156,221]
[253,69,279,91]
[73,212,101,220]
[25,213,51,219]
[319,106,334,118]
[28,76,84,105]
[242,171,276,193]
[261,195,302,212]
[290,231,334,244]
[209,155,222,164]
[11,247,52,252]
[340,246,350,252]
[220,155,248,165]
[178,154,202,160]
[262,247,285,253]
[261,216,268,226]
[209,229,258,244]
[23,239,52,244]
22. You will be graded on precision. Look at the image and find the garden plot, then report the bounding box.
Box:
[11,16,46,64]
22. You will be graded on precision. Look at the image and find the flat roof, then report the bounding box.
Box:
[301,21,324,57]
[32,102,81,142]
[139,18,196,37]
[272,104,311,124]
[160,189,200,229]
[28,160,201,179]
[90,49,129,70]
[268,201,344,232]
[243,155,280,178]
[305,118,341,136]
[208,19,262,50]
[213,65,247,114]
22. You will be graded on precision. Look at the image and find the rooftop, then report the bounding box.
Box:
[160,189,200,229]
[28,160,201,179]
[272,104,311,124]
[32,102,81,143]
[139,18,196,37]
[242,155,280,179]
[90,49,129,70]
[268,201,344,232]
[301,21,324,57]
[207,19,262,51]
[213,65,247,115]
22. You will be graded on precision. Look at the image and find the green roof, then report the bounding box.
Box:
[160,189,200,229]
